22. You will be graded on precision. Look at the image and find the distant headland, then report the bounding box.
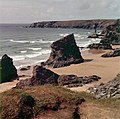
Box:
[29,19,116,29]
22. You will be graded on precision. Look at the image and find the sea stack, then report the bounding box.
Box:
[43,34,84,68]
[0,54,18,83]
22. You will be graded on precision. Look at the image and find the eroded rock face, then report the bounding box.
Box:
[44,34,84,68]
[87,43,112,50]
[101,19,120,45]
[16,65,59,88]
[88,73,120,99]
[0,54,18,83]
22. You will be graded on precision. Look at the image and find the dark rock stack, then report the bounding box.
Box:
[100,19,120,45]
[87,43,112,50]
[0,54,18,83]
[16,65,59,88]
[101,48,120,57]
[58,75,101,87]
[88,33,99,38]
[88,73,120,99]
[43,34,84,68]
[20,66,31,71]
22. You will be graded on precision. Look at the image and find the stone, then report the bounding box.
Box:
[20,66,31,71]
[88,73,120,99]
[43,34,84,68]
[101,48,120,57]
[88,33,99,38]
[16,65,59,88]
[0,54,18,83]
[58,74,101,87]
[87,43,112,50]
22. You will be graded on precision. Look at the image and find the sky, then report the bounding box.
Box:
[0,0,120,23]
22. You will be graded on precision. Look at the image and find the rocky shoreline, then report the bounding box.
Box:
[0,20,120,119]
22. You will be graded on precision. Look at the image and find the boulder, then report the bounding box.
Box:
[43,34,84,68]
[20,66,31,71]
[88,33,99,38]
[16,65,59,88]
[87,43,112,50]
[101,48,120,57]
[88,73,120,99]
[0,54,18,83]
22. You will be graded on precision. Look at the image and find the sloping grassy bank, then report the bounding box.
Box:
[0,86,120,119]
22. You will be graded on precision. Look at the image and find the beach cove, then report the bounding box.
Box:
[0,45,120,93]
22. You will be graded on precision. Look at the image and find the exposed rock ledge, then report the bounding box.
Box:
[88,73,120,99]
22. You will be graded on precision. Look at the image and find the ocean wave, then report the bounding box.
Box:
[20,50,27,53]
[10,39,54,44]
[11,55,25,61]
[77,40,91,47]
[90,38,101,42]
[59,33,69,37]
[15,59,46,69]
[30,41,36,44]
[28,47,42,51]
[38,39,54,44]
[59,33,87,39]
[11,49,51,61]
[10,39,29,43]
[26,50,51,58]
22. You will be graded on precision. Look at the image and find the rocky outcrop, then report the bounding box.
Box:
[16,65,59,88]
[101,48,120,57]
[58,75,101,88]
[100,19,120,45]
[88,73,120,99]
[20,66,31,71]
[29,19,116,29]
[0,54,18,83]
[87,43,112,50]
[16,65,101,88]
[43,34,84,68]
[88,33,99,38]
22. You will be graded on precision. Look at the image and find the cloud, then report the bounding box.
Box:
[0,0,119,23]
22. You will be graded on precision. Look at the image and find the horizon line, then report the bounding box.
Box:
[0,18,119,24]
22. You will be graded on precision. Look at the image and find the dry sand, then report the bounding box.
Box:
[0,46,120,93]
[51,48,120,92]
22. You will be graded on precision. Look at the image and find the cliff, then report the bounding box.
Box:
[100,19,120,44]
[29,19,116,29]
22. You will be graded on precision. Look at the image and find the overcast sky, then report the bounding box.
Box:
[0,0,120,23]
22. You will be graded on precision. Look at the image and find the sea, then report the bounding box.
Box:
[0,24,101,69]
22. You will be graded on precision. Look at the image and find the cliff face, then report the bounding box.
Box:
[29,19,116,29]
[101,19,120,44]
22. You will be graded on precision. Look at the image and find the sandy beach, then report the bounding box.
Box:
[0,46,120,93]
